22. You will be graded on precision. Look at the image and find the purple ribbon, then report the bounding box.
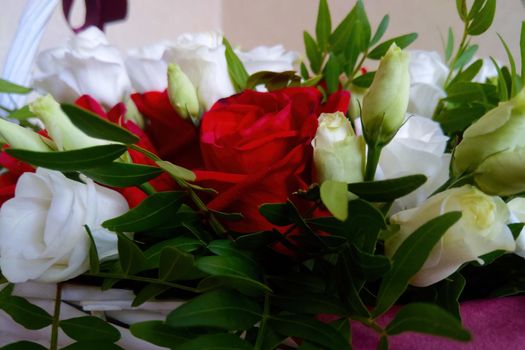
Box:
[62,0,127,33]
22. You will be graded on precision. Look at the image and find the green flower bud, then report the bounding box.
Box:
[0,118,51,152]
[167,63,200,122]
[312,112,365,183]
[30,95,111,150]
[452,87,525,195]
[124,96,145,129]
[361,44,409,145]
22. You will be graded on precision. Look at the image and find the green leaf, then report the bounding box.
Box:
[320,180,348,221]
[453,44,478,70]
[6,144,127,172]
[129,320,196,348]
[300,62,309,79]
[435,105,486,134]
[84,225,100,274]
[166,289,262,330]
[0,342,47,350]
[445,27,454,62]
[467,0,496,35]
[352,71,375,88]
[60,342,124,350]
[223,38,249,92]
[159,246,201,281]
[456,0,467,21]
[102,191,186,232]
[132,284,171,307]
[498,33,519,97]
[373,211,462,317]
[330,0,371,56]
[59,316,120,342]
[117,232,148,275]
[207,240,258,267]
[348,243,391,281]
[7,106,34,121]
[0,79,31,94]
[0,295,52,330]
[234,230,282,249]
[315,0,331,50]
[435,273,466,320]
[259,202,295,226]
[156,160,196,182]
[467,0,485,20]
[447,59,483,88]
[521,21,525,87]
[367,33,418,60]
[336,249,371,317]
[176,333,253,350]
[196,255,271,295]
[347,175,427,202]
[61,104,139,144]
[386,303,471,341]
[145,236,204,268]
[82,162,163,187]
[268,315,351,350]
[324,55,341,94]
[271,293,347,315]
[369,15,390,47]
[304,32,321,73]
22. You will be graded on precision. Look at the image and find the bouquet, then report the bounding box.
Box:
[1,0,524,349]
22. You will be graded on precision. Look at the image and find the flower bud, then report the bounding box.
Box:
[29,95,111,150]
[124,96,145,129]
[167,63,200,122]
[312,112,365,183]
[452,88,525,195]
[361,44,410,145]
[0,118,52,152]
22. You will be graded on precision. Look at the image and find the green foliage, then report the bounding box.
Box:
[223,37,249,92]
[81,162,163,187]
[347,175,427,202]
[0,342,47,350]
[320,180,348,221]
[59,316,120,342]
[0,79,32,94]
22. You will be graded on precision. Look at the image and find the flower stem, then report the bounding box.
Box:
[443,22,469,88]
[139,182,156,195]
[364,144,381,181]
[50,283,63,350]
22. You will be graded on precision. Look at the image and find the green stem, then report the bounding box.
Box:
[254,280,271,350]
[364,144,381,181]
[139,182,156,195]
[86,272,199,292]
[50,283,62,350]
[443,22,469,88]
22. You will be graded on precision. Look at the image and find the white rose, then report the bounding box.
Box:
[379,115,450,211]
[407,50,449,118]
[386,185,516,287]
[0,168,129,283]
[235,45,298,75]
[312,112,365,183]
[506,197,525,258]
[33,27,131,108]
[162,31,234,111]
[125,41,172,92]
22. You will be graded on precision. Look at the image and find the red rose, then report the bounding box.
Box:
[131,90,203,169]
[0,146,35,206]
[196,87,349,233]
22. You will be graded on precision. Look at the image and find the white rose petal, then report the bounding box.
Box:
[236,45,298,75]
[0,168,129,283]
[126,41,172,92]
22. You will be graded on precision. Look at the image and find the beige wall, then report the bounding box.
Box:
[2,0,525,68]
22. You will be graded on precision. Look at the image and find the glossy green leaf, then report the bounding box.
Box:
[145,236,204,268]
[207,240,257,266]
[166,289,262,330]
[434,105,486,134]
[336,249,370,317]
[7,106,34,121]
[0,342,47,350]
[330,0,370,56]
[447,59,483,88]
[456,0,467,21]
[234,230,282,249]
[300,61,309,79]
[59,316,120,342]
[271,293,347,315]
[467,0,496,35]
[82,162,163,187]
[268,315,351,350]
[348,243,391,281]
[259,202,295,226]
[467,0,484,20]
[453,44,478,69]
[347,175,426,202]
[0,295,52,330]
[497,33,519,97]
[386,303,471,341]
[6,144,127,171]
[374,212,462,317]
[60,342,124,350]
[352,71,375,88]
[117,233,147,275]
[436,273,466,320]
[84,225,100,273]
[315,0,331,50]
[156,160,196,181]
[129,320,197,348]
[103,191,186,232]
[196,255,270,295]
[176,333,253,350]
[445,27,454,62]
[320,180,348,221]
[0,79,31,94]
[159,246,201,281]
[324,55,341,94]
[367,33,418,60]
[223,38,249,92]
[304,31,321,73]
[132,284,170,307]
[61,104,139,144]
[369,15,390,47]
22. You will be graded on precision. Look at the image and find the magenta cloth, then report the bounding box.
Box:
[352,296,525,349]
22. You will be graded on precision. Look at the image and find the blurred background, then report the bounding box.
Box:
[1,0,525,67]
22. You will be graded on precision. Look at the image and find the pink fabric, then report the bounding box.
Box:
[352,297,525,349]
